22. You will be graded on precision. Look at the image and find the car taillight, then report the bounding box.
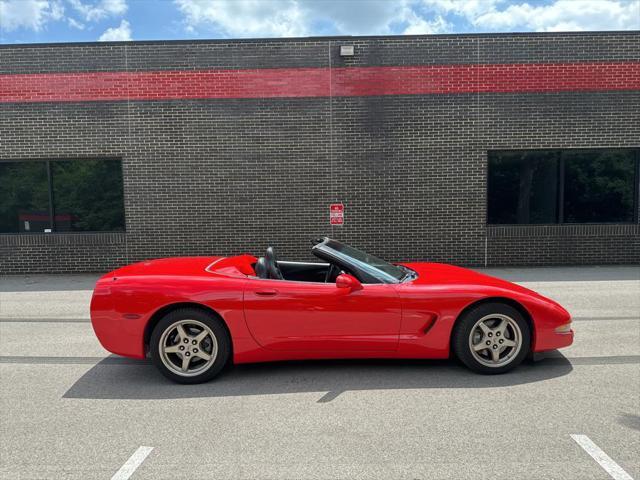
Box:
[93,280,111,295]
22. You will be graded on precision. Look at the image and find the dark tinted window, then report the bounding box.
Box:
[564,150,637,223]
[488,151,559,224]
[488,149,638,225]
[0,162,50,233]
[0,159,125,233]
[51,160,125,232]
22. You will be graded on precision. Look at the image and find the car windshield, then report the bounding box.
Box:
[322,239,408,282]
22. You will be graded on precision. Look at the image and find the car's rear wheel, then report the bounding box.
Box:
[453,302,530,374]
[150,308,230,384]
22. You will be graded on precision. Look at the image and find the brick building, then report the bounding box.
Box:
[0,31,639,274]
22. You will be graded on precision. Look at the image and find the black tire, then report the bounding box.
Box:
[150,308,231,384]
[452,302,530,374]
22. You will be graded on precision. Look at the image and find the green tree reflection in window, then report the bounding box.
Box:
[488,149,638,225]
[564,150,636,223]
[51,159,125,232]
[0,162,50,233]
[0,159,125,233]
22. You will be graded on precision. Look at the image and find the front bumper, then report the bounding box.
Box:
[533,328,574,352]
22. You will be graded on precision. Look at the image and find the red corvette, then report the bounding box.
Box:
[90,238,573,383]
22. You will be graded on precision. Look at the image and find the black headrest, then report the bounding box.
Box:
[265,246,276,262]
[264,246,284,280]
[254,257,268,279]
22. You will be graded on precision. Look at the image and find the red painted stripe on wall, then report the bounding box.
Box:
[1,62,638,103]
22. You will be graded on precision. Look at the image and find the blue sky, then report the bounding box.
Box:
[1,0,638,44]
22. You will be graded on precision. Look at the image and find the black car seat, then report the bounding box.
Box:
[254,257,269,279]
[264,246,284,280]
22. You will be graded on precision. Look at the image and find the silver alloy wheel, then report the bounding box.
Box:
[468,313,522,368]
[159,319,218,377]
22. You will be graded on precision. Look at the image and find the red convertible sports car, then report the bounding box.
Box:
[91,238,573,383]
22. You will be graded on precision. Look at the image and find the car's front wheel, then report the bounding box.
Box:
[453,302,530,374]
[150,308,231,384]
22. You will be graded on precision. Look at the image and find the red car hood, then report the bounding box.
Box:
[401,262,540,296]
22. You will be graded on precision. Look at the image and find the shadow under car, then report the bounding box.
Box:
[63,354,573,402]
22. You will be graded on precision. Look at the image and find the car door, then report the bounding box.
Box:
[243,277,402,351]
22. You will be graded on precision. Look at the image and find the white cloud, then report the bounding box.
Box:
[3,0,637,42]
[173,0,638,39]
[173,0,451,37]
[0,0,64,32]
[174,0,306,37]
[475,0,639,32]
[422,0,640,32]
[399,7,450,34]
[0,0,128,34]
[68,0,127,22]
[303,0,406,36]
[420,0,502,18]
[98,18,131,40]
[67,16,85,29]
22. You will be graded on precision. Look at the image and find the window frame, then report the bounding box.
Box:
[486,148,640,226]
[0,157,126,234]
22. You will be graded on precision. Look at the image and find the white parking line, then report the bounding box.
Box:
[111,446,154,480]
[571,434,634,480]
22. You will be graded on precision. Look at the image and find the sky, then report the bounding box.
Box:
[0,0,638,44]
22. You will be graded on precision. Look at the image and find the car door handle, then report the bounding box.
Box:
[254,289,278,296]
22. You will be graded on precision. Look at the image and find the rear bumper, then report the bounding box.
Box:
[91,313,147,359]
[90,279,147,359]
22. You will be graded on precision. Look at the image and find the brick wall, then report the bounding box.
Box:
[1,32,639,273]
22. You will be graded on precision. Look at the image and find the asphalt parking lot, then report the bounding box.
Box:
[1,266,639,480]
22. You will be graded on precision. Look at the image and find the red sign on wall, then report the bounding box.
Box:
[330,203,344,226]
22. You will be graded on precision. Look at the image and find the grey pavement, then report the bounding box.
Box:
[1,266,639,479]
